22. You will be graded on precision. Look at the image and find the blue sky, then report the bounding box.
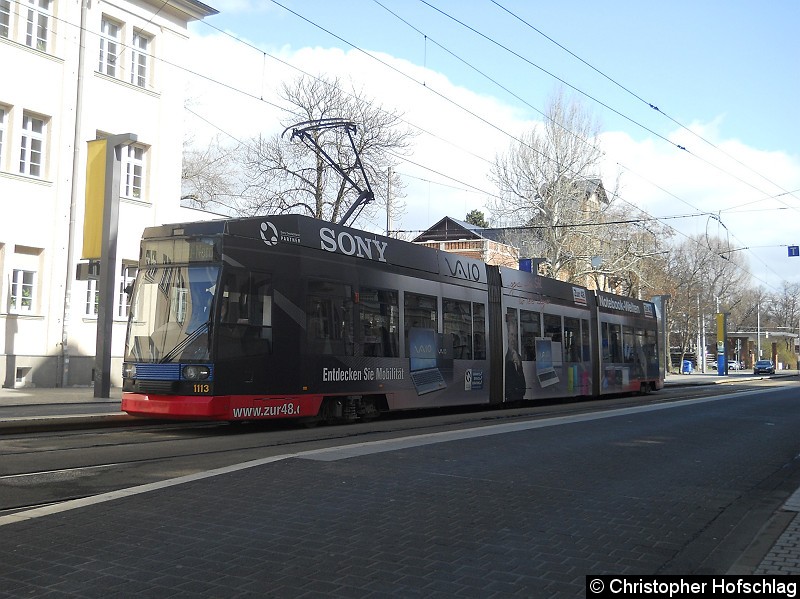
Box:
[184,1,800,290]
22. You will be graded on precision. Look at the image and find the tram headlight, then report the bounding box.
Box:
[182,365,210,380]
[123,364,136,379]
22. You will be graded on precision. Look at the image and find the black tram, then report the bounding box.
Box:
[121,214,663,421]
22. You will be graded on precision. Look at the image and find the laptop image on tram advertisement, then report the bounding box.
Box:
[535,338,560,388]
[409,328,448,395]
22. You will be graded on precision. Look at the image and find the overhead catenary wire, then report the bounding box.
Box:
[488,0,800,206]
[205,1,799,289]
[414,0,800,211]
[187,105,795,250]
[201,0,787,290]
[184,0,800,240]
[361,0,793,286]
[17,0,786,290]
[185,107,797,247]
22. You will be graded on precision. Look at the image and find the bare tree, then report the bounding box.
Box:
[238,75,414,225]
[656,234,751,369]
[768,281,800,367]
[181,134,242,215]
[765,281,800,332]
[572,199,673,298]
[489,91,652,287]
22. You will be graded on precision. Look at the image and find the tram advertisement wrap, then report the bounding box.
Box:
[230,399,308,419]
[312,354,490,409]
[321,366,405,383]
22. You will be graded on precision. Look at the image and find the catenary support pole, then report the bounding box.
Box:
[94,134,137,398]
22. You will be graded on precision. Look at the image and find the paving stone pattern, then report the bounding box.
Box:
[1,413,798,598]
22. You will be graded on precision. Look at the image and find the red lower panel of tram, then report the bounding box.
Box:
[122,393,324,421]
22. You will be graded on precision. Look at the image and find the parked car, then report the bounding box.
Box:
[728,360,742,370]
[754,360,775,375]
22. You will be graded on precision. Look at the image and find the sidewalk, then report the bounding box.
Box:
[670,369,800,574]
[0,385,128,432]
[664,368,799,386]
[0,385,121,407]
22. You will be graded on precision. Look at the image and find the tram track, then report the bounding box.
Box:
[1,379,792,515]
[0,496,95,518]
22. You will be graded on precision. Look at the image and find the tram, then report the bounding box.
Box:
[121,214,663,422]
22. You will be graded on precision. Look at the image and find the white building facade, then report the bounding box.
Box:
[0,0,218,388]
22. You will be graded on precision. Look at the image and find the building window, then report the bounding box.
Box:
[85,279,99,317]
[99,17,120,77]
[0,0,11,38]
[118,262,136,317]
[25,0,51,52]
[122,143,145,199]
[0,106,6,165]
[130,31,150,87]
[19,112,46,177]
[10,269,35,313]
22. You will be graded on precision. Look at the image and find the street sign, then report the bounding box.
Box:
[789,246,799,257]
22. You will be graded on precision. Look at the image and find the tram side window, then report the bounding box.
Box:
[544,312,563,362]
[307,281,354,356]
[520,310,540,360]
[622,326,635,363]
[359,288,399,357]
[580,318,590,361]
[473,302,486,360]
[543,313,562,341]
[632,327,647,376]
[644,329,659,375]
[443,298,472,359]
[404,292,437,356]
[606,323,622,362]
[563,316,581,362]
[218,272,273,357]
[602,322,621,362]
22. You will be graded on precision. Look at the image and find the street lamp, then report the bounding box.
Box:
[651,295,670,378]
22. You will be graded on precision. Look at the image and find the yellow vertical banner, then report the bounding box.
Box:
[82,139,107,260]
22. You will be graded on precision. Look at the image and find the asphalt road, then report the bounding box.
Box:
[2,378,800,597]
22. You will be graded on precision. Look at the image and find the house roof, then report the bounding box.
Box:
[413,178,607,245]
[412,216,508,243]
[581,178,609,204]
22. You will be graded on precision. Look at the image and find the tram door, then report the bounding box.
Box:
[305,280,355,356]
[217,270,273,356]
[215,269,274,389]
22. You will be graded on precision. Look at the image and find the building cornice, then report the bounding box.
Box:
[141,0,219,21]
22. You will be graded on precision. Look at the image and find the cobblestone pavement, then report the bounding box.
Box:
[754,489,800,574]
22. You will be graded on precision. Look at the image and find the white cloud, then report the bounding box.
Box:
[600,126,800,287]
[180,31,800,286]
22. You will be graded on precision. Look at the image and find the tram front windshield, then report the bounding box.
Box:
[125,265,218,363]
